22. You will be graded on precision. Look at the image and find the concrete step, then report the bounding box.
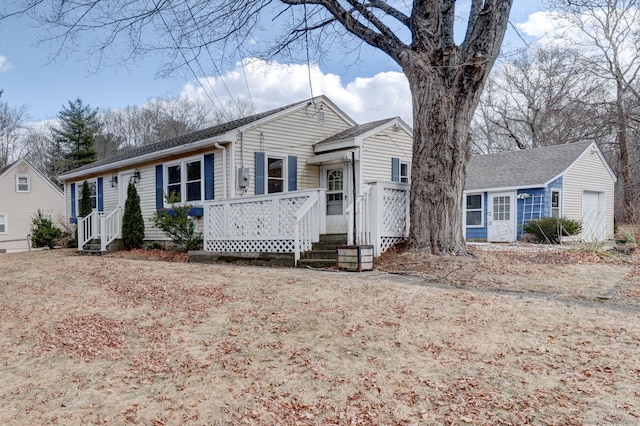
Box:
[317,233,348,245]
[301,249,337,260]
[296,258,337,268]
[188,251,296,267]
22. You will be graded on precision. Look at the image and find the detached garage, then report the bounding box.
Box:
[463,141,617,243]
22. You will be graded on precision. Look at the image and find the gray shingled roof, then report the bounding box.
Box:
[465,141,594,191]
[314,117,397,147]
[61,100,305,176]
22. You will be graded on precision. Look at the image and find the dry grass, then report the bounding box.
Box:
[1,248,639,425]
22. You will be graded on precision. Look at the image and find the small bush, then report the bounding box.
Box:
[522,217,581,244]
[30,210,62,249]
[152,194,203,252]
[121,181,145,250]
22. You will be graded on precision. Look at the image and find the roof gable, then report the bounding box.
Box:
[0,159,64,195]
[314,117,411,153]
[465,141,601,191]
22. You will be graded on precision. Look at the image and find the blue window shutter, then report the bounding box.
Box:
[391,157,400,182]
[255,152,265,195]
[288,155,297,191]
[70,183,76,218]
[204,154,215,200]
[97,177,104,212]
[155,164,164,210]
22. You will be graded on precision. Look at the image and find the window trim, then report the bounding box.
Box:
[465,193,484,228]
[164,155,204,206]
[16,175,30,193]
[0,213,7,234]
[264,153,288,194]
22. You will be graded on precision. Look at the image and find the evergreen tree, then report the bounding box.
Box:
[51,98,99,173]
[121,181,145,249]
[79,180,94,217]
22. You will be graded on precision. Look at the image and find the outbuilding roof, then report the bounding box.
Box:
[465,141,604,191]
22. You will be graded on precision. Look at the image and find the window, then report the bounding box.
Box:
[16,175,30,192]
[551,190,560,218]
[492,195,511,221]
[77,180,97,212]
[267,157,284,194]
[166,158,203,203]
[326,169,344,215]
[400,161,410,183]
[466,194,483,227]
[0,214,6,233]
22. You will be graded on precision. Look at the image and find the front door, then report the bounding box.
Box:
[324,166,347,234]
[488,192,516,242]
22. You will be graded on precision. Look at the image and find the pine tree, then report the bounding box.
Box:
[51,98,99,173]
[121,181,145,250]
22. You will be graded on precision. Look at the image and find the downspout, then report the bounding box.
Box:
[214,143,227,199]
[229,140,236,198]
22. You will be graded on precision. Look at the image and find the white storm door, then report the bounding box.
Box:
[582,191,605,242]
[488,192,516,242]
[324,166,347,234]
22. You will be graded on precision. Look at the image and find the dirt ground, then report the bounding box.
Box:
[0,246,639,425]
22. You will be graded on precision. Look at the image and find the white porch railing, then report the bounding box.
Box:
[346,181,410,256]
[203,189,325,264]
[100,206,123,251]
[77,207,123,252]
[77,210,99,250]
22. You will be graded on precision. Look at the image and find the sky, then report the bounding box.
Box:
[0,2,544,124]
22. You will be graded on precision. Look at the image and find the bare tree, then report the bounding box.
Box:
[2,0,514,254]
[98,95,256,149]
[473,46,606,153]
[0,90,29,168]
[546,0,640,222]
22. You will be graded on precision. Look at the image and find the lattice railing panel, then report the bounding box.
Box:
[230,200,272,237]
[380,236,404,254]
[207,205,225,238]
[279,196,309,237]
[205,239,295,253]
[383,188,407,234]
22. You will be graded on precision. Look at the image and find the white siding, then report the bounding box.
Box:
[231,102,353,197]
[563,149,616,239]
[0,161,64,251]
[361,127,413,183]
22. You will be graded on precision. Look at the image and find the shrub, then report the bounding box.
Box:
[121,181,145,250]
[152,194,203,252]
[79,180,93,217]
[30,210,62,249]
[522,217,581,244]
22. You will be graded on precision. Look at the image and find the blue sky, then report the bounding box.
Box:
[0,1,543,123]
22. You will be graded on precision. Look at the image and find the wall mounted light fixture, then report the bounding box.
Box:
[131,170,141,184]
[109,175,118,188]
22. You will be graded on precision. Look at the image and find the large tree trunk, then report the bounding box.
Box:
[406,68,473,255]
[616,81,637,223]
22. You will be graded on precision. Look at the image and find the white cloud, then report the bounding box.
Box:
[0,55,13,72]
[180,58,411,124]
[516,11,561,39]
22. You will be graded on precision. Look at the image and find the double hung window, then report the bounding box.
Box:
[16,176,30,192]
[466,194,483,227]
[166,158,203,203]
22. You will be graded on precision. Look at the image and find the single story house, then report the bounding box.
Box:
[58,96,413,261]
[463,141,617,242]
[0,159,65,252]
